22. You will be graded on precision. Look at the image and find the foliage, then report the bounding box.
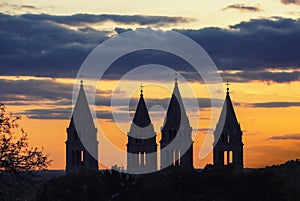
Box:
[0,103,51,172]
[34,167,292,201]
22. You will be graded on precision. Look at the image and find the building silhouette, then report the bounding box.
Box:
[65,81,98,173]
[213,84,244,170]
[126,87,157,173]
[65,79,243,173]
[160,78,193,169]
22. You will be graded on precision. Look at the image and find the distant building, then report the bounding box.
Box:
[160,78,193,170]
[65,79,244,173]
[66,81,98,173]
[126,87,157,173]
[213,84,244,170]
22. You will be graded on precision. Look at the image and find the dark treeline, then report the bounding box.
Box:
[1,159,300,201]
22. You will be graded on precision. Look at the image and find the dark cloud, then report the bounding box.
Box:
[20,107,124,120]
[248,101,300,108]
[176,17,300,71]
[0,3,38,10]
[1,13,300,84]
[21,107,72,119]
[0,79,114,106]
[0,79,73,102]
[223,4,262,12]
[221,70,300,83]
[21,13,192,27]
[281,0,300,5]
[269,134,300,140]
[114,27,133,34]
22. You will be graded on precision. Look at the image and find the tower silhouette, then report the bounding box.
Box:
[66,80,98,173]
[213,84,244,170]
[160,78,193,170]
[126,87,157,173]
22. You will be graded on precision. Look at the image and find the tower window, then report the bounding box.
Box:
[80,150,84,165]
[177,149,181,166]
[138,152,141,166]
[229,151,233,164]
[226,133,230,143]
[224,151,228,165]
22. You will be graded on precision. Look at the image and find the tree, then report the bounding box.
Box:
[0,103,51,172]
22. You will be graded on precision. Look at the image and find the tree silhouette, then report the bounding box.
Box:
[0,103,51,173]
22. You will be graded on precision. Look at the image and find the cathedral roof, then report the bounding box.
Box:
[162,79,190,131]
[68,81,95,130]
[132,88,151,128]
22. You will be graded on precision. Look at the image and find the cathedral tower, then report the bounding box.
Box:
[127,87,157,173]
[160,78,193,170]
[66,81,98,173]
[213,84,244,170]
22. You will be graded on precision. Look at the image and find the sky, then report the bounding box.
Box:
[1,0,300,170]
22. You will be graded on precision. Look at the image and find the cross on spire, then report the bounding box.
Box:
[226,80,230,95]
[174,72,178,85]
[80,72,83,86]
[140,83,144,96]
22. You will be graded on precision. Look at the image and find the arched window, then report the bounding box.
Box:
[224,151,228,165]
[226,133,230,143]
[173,150,176,165]
[178,149,181,166]
[138,152,141,166]
[80,150,84,165]
[229,151,233,164]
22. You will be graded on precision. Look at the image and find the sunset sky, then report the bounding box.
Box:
[1,0,300,170]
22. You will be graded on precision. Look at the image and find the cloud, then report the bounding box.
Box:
[223,4,262,12]
[269,134,300,140]
[0,79,114,107]
[221,70,300,83]
[20,107,125,120]
[0,3,38,10]
[1,13,300,84]
[21,108,72,119]
[281,0,300,5]
[21,13,192,27]
[247,101,300,108]
[176,17,300,71]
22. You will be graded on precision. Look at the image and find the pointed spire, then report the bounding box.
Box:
[68,81,95,130]
[162,77,190,131]
[132,86,151,128]
[216,82,240,133]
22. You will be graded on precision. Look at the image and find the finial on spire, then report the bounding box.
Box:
[174,72,178,85]
[80,72,83,86]
[226,80,230,95]
[140,83,144,96]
